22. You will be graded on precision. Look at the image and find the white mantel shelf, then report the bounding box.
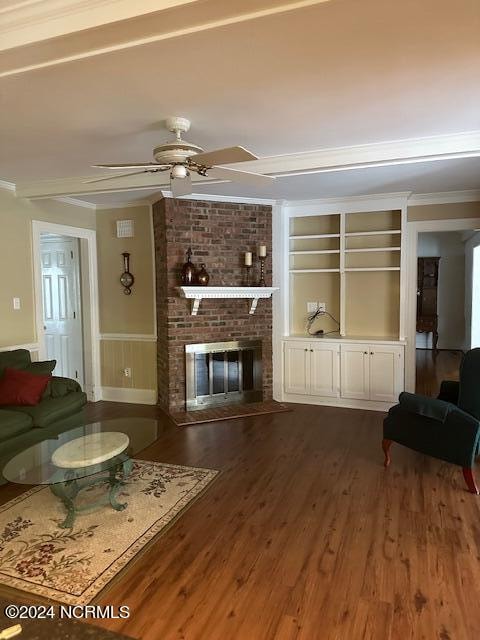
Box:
[178,286,279,315]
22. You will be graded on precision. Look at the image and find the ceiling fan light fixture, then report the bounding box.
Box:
[171,164,189,179]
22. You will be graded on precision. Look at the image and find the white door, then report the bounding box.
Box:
[284,342,310,395]
[340,344,370,400]
[41,236,84,384]
[369,346,404,403]
[310,343,340,397]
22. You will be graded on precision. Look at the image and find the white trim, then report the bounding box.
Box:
[53,196,97,210]
[178,286,278,315]
[158,191,277,206]
[0,342,40,352]
[282,394,396,412]
[31,220,100,402]
[0,179,15,192]
[408,190,480,206]
[405,217,480,392]
[149,203,158,342]
[285,192,411,216]
[272,201,286,401]
[100,386,157,405]
[99,333,157,342]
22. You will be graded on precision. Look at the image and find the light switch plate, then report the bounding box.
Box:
[307,302,318,313]
[13,297,21,310]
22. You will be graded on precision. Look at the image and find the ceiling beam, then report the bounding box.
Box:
[14,130,480,199]
[0,0,332,77]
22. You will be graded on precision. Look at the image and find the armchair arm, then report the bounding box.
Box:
[398,391,453,422]
[50,376,82,398]
[438,380,460,405]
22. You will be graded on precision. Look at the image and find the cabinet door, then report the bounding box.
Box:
[284,342,309,395]
[369,346,404,403]
[310,343,340,397]
[340,344,370,400]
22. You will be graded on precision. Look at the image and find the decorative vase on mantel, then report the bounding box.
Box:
[181,247,196,285]
[196,264,210,286]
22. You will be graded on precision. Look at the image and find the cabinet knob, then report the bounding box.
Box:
[304,348,308,352]
[364,351,368,355]
[370,352,374,355]
[310,349,314,352]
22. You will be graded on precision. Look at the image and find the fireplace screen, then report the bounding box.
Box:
[185,340,262,410]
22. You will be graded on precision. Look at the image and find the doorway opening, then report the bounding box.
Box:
[32,221,100,402]
[40,234,84,385]
[414,230,473,396]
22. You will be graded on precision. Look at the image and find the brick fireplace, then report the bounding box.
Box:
[152,197,273,414]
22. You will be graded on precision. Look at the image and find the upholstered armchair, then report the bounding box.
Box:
[383,349,480,494]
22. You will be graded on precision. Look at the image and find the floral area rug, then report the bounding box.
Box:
[0,460,218,604]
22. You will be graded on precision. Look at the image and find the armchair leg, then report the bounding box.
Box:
[382,439,392,468]
[462,467,479,495]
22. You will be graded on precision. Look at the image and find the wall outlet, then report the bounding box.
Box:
[123,368,132,378]
[317,302,326,313]
[13,297,21,310]
[307,302,318,313]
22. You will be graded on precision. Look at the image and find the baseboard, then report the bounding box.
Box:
[100,387,157,405]
[282,392,395,413]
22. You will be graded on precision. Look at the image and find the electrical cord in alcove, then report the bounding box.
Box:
[306,308,340,336]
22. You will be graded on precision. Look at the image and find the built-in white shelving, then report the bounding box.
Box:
[289,233,340,239]
[344,267,401,272]
[344,247,401,253]
[344,229,401,237]
[290,268,340,273]
[290,250,340,255]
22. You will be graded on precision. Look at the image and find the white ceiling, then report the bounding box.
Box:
[1,0,479,203]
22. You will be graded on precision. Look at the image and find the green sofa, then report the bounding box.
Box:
[0,349,87,483]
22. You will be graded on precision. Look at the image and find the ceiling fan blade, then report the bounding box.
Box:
[92,163,170,170]
[84,170,151,184]
[191,146,258,167]
[207,166,275,187]
[171,174,192,197]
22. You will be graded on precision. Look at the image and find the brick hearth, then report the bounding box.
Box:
[152,197,273,414]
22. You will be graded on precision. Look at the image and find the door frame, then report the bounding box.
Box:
[32,220,100,402]
[405,216,480,392]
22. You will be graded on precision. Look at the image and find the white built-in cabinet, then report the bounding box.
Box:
[284,341,339,397]
[277,195,409,410]
[283,339,404,409]
[340,344,403,403]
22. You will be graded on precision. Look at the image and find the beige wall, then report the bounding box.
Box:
[0,188,95,348]
[96,205,156,392]
[96,206,155,335]
[408,201,480,221]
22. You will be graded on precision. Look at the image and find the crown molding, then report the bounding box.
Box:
[0,179,15,192]
[0,1,198,51]
[53,195,96,209]
[157,191,277,205]
[14,130,480,200]
[408,190,480,206]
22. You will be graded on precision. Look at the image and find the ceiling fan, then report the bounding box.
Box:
[87,116,275,197]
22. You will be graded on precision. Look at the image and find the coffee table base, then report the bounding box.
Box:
[50,456,133,529]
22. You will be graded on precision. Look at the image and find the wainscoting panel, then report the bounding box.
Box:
[100,339,157,391]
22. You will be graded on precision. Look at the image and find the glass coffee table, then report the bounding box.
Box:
[2,418,160,529]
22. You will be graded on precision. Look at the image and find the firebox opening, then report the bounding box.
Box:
[185,340,262,411]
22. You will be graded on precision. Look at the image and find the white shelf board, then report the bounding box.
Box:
[344,267,401,272]
[289,233,340,239]
[289,249,340,255]
[178,286,278,315]
[290,268,340,273]
[344,247,401,253]
[284,334,406,345]
[345,230,401,237]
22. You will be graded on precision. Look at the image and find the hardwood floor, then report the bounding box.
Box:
[415,349,463,397]
[2,401,480,639]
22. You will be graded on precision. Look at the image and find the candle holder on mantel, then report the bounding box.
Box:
[243,264,253,287]
[258,256,267,286]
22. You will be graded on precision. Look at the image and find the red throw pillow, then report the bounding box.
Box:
[0,367,51,406]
